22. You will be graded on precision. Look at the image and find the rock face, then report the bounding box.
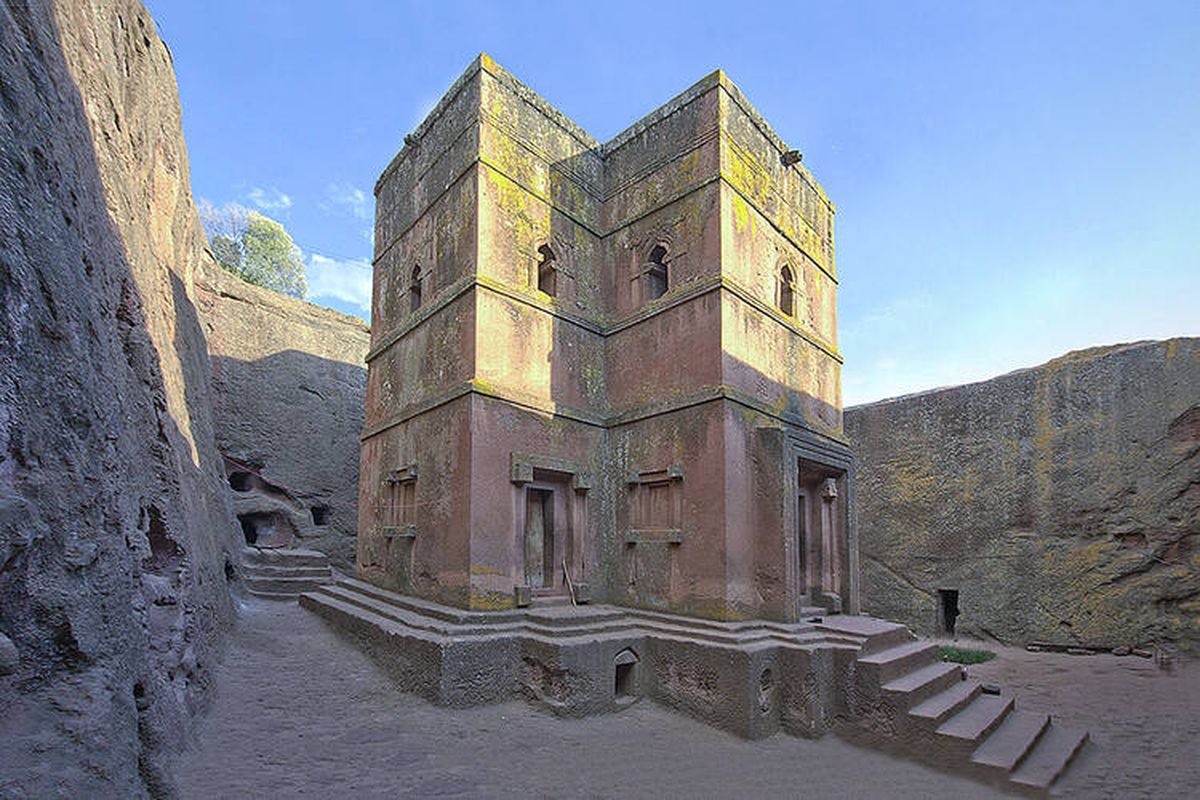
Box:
[846,339,1200,652]
[0,0,240,795]
[196,263,369,571]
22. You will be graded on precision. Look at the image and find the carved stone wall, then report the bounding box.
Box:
[363,56,852,619]
[196,262,369,571]
[846,339,1200,652]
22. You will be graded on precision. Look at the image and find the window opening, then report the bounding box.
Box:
[536,244,557,296]
[645,244,668,301]
[410,264,423,312]
[779,264,796,316]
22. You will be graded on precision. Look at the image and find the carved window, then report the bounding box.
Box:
[643,244,669,302]
[536,244,557,297]
[627,465,684,539]
[409,264,423,312]
[778,264,796,316]
[382,466,418,534]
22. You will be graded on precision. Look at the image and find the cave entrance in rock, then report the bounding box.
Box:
[238,511,297,549]
[938,589,960,636]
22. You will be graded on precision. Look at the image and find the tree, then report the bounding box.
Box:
[199,201,307,299]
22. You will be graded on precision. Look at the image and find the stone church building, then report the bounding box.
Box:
[358,54,854,622]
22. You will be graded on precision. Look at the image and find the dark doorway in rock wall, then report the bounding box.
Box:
[238,511,297,548]
[938,589,960,636]
[614,649,639,699]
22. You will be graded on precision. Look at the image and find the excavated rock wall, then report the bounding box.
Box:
[0,0,240,794]
[197,263,369,571]
[846,339,1200,652]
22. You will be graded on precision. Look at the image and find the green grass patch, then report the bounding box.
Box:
[938,646,996,665]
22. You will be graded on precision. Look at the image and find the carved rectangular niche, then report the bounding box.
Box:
[381,463,418,539]
[625,464,684,545]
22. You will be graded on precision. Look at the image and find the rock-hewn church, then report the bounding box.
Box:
[358,54,853,620]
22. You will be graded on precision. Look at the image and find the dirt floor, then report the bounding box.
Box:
[171,599,1197,799]
[960,638,1199,798]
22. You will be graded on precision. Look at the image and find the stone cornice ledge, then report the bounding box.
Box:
[362,378,848,448]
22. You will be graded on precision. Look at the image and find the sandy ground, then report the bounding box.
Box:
[958,638,1200,798]
[171,600,1196,799]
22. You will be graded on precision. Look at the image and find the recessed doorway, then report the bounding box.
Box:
[524,486,557,590]
[938,589,960,636]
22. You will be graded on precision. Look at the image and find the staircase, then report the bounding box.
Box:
[828,620,1089,794]
[240,547,333,599]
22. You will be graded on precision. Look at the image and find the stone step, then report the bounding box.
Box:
[245,589,301,601]
[316,583,522,638]
[300,589,448,646]
[936,694,1015,744]
[529,594,572,608]
[970,710,1050,774]
[245,575,331,594]
[909,680,982,727]
[242,564,331,579]
[337,578,518,625]
[882,661,965,708]
[331,579,842,650]
[241,547,330,568]
[317,582,845,656]
[857,640,939,684]
[1010,724,1089,790]
[818,616,914,655]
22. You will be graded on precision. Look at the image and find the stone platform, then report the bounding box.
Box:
[241,547,333,598]
[301,579,1088,794]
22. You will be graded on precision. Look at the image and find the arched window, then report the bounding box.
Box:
[536,244,557,297]
[644,244,668,302]
[778,264,796,316]
[410,264,423,312]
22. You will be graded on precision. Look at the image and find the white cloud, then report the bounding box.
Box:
[307,253,372,316]
[246,186,293,212]
[323,182,372,221]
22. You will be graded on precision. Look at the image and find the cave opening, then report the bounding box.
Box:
[938,589,960,636]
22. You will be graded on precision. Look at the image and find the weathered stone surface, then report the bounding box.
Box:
[846,339,1200,652]
[0,633,17,675]
[0,0,239,794]
[361,56,852,620]
[196,262,369,570]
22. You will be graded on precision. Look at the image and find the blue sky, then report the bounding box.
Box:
[147,0,1199,405]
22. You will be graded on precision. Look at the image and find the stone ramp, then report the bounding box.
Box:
[821,616,1089,795]
[241,547,333,598]
[301,580,1088,793]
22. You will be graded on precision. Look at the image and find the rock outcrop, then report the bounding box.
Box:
[196,263,369,571]
[0,0,240,794]
[846,339,1200,652]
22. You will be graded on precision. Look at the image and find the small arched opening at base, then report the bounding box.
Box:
[614,648,639,699]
